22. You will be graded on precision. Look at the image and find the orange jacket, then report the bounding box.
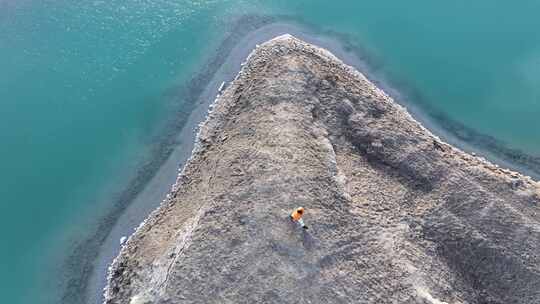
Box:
[291,207,305,221]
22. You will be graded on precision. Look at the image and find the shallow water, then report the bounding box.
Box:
[1,1,539,303]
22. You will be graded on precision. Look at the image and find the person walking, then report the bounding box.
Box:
[290,207,308,229]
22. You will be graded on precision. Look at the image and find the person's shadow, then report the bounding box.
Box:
[283,215,318,251]
[302,228,318,250]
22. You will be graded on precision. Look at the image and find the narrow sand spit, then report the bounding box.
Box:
[105,35,540,304]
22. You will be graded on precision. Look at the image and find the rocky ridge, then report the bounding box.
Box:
[104,35,540,304]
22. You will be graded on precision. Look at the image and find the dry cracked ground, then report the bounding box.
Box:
[105,35,540,304]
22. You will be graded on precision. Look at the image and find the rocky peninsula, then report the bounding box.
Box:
[104,35,540,304]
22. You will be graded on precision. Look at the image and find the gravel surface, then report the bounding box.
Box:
[104,35,540,304]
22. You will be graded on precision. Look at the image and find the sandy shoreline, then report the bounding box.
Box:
[84,17,328,304]
[62,16,540,304]
[62,15,281,304]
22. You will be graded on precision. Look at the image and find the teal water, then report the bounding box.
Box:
[1,1,539,303]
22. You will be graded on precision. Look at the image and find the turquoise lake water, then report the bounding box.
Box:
[1,1,539,303]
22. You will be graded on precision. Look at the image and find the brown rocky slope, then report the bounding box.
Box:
[104,35,540,304]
